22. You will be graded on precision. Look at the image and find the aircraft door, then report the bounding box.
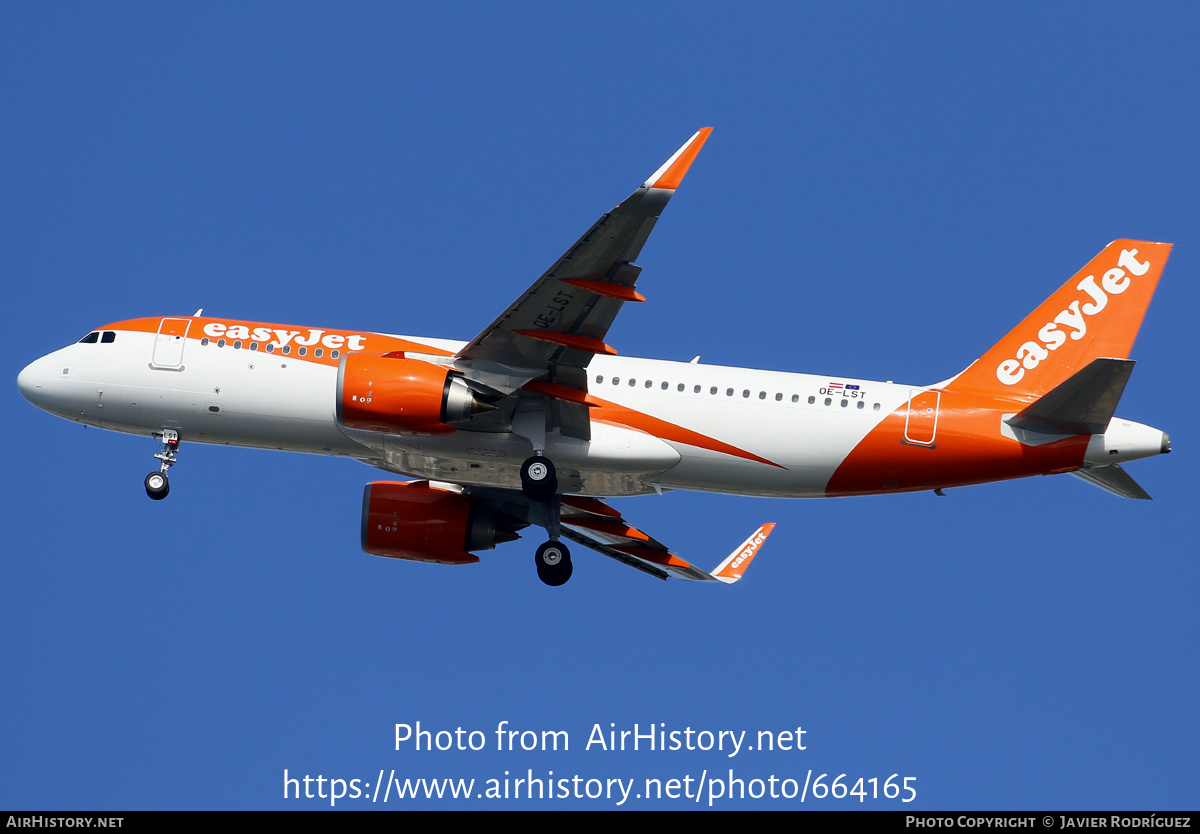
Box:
[903,389,940,447]
[151,318,191,369]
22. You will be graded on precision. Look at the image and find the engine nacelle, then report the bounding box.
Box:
[361,481,521,565]
[336,352,487,435]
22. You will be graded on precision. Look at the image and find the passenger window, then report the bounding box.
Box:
[201,337,210,346]
[645,380,652,388]
[282,346,291,355]
[808,396,815,404]
[824,397,832,406]
[726,388,734,396]
[759,391,766,399]
[266,344,275,353]
[217,339,226,347]
[234,340,242,349]
[596,375,604,384]
[628,378,636,387]
[710,387,717,395]
[250,342,258,351]
[612,377,620,385]
[677,383,684,392]
[873,403,881,411]
[775,393,782,401]
[331,350,340,359]
[841,399,848,407]
[661,381,669,390]
[298,347,307,356]
[314,348,323,357]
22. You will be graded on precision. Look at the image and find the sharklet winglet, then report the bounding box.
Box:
[710,523,775,584]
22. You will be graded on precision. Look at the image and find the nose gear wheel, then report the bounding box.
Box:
[145,429,179,500]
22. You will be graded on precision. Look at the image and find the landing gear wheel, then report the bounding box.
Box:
[535,540,573,586]
[520,455,557,501]
[144,471,170,500]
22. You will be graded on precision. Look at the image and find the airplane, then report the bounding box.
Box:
[17,128,1172,587]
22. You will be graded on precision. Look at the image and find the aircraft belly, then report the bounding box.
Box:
[371,424,680,497]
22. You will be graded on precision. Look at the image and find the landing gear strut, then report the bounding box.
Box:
[145,429,179,500]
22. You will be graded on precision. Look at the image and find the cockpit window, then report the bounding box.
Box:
[101,331,116,343]
[78,332,99,344]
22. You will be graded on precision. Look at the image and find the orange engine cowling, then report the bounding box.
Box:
[336,352,489,435]
[361,481,522,565]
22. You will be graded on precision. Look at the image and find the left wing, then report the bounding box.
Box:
[557,495,772,583]
[452,129,712,408]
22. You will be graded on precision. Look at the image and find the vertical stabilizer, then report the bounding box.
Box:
[948,241,1171,401]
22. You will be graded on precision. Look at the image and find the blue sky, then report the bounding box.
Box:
[2,3,1197,810]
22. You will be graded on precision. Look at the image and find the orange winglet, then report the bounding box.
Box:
[521,380,603,407]
[561,496,622,518]
[711,523,774,584]
[512,330,617,355]
[648,127,713,191]
[559,278,646,303]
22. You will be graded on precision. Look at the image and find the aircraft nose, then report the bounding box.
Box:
[17,358,45,407]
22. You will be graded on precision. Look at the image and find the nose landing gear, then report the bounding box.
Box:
[145,429,179,500]
[144,471,169,500]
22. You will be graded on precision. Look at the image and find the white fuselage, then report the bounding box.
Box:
[18,323,913,497]
[18,318,1167,501]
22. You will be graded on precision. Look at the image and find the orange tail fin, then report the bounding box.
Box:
[947,240,1171,401]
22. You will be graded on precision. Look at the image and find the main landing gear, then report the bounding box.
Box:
[520,454,557,501]
[535,540,572,586]
[521,455,572,586]
[145,429,179,500]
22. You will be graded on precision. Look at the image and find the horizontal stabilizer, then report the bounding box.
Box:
[1007,358,1134,435]
[1070,464,1152,500]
